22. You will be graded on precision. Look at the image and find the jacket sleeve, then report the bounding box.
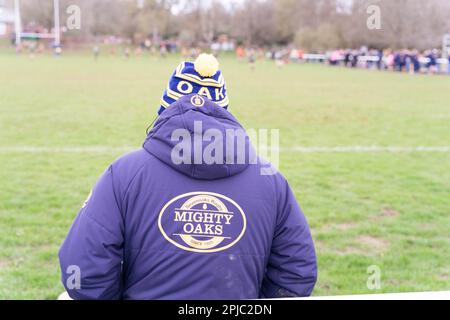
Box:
[261,177,317,298]
[59,165,124,300]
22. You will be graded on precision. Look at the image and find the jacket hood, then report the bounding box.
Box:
[143,94,255,180]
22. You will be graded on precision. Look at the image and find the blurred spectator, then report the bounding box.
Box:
[236,46,245,61]
[425,50,437,74]
[252,45,449,76]
[448,52,450,74]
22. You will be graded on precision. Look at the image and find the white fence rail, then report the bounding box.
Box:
[301,54,448,66]
[287,291,450,300]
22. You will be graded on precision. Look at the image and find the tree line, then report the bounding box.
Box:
[14,0,450,50]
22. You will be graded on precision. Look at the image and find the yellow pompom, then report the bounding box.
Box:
[194,53,219,77]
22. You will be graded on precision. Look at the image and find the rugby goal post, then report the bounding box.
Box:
[14,0,61,47]
[443,34,450,59]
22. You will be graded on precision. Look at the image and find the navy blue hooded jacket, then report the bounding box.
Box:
[59,94,317,299]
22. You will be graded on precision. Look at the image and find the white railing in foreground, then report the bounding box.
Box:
[284,290,450,300]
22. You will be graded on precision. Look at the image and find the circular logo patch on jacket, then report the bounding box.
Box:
[158,192,246,253]
[190,94,205,107]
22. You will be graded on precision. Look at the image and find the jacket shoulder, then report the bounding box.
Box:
[113,148,152,166]
[109,148,154,187]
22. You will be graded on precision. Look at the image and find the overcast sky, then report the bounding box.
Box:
[171,0,249,15]
[170,0,354,15]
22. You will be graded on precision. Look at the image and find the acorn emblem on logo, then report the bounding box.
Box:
[191,94,205,107]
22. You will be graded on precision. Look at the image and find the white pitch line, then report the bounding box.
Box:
[284,146,450,153]
[0,146,136,154]
[0,146,449,154]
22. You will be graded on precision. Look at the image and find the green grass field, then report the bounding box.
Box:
[0,52,449,299]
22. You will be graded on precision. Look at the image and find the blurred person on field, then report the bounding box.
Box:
[93,45,100,61]
[59,53,317,300]
[247,48,256,70]
[236,45,245,61]
[447,50,450,74]
[393,51,404,72]
[425,49,438,74]
[329,50,341,66]
[410,50,421,75]
[124,47,131,59]
[385,49,395,71]
[289,48,299,62]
